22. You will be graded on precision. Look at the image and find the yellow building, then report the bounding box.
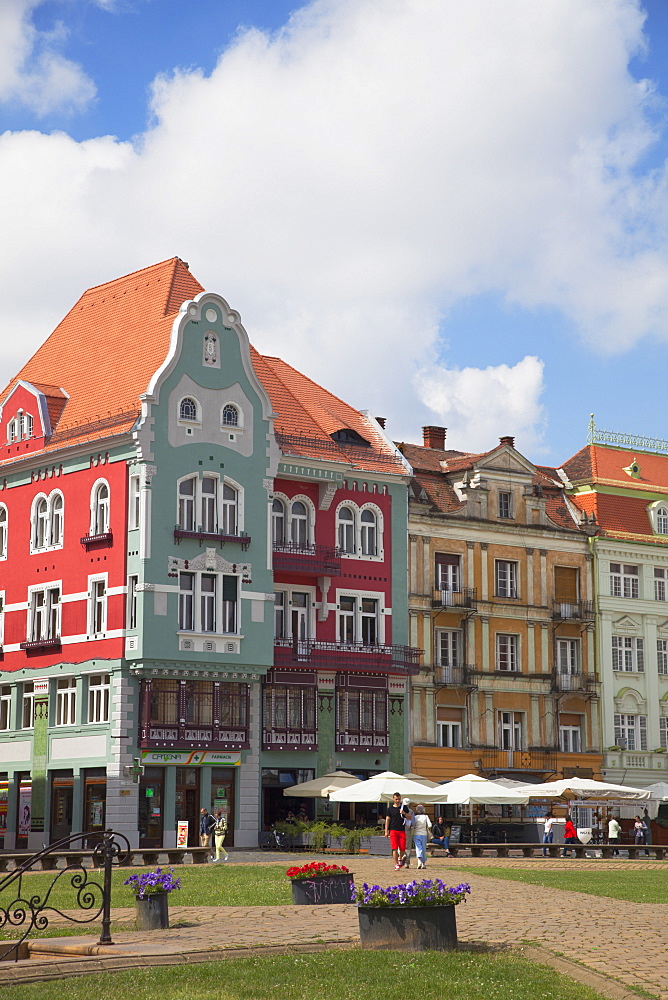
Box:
[398,428,603,784]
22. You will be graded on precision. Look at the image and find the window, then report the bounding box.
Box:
[498,491,513,519]
[184,681,213,725]
[89,578,107,636]
[0,504,6,559]
[337,595,380,646]
[149,679,179,725]
[50,493,63,546]
[221,484,237,535]
[438,721,462,747]
[201,477,217,533]
[127,575,138,630]
[22,682,34,729]
[129,474,141,530]
[661,718,668,750]
[656,569,667,602]
[436,630,461,668]
[263,681,316,747]
[274,591,286,639]
[659,640,668,675]
[612,635,644,672]
[559,725,581,753]
[88,674,110,723]
[179,397,198,422]
[291,500,310,546]
[497,711,522,749]
[55,678,76,727]
[178,477,195,531]
[0,686,10,731]
[337,507,355,554]
[29,585,60,641]
[35,497,48,549]
[610,563,639,598]
[556,639,579,675]
[31,492,63,551]
[657,508,668,534]
[178,571,238,634]
[614,713,647,751]
[336,681,388,751]
[554,566,579,603]
[435,554,461,594]
[496,633,518,672]
[8,411,33,442]
[360,509,377,556]
[177,475,242,536]
[91,482,110,535]
[221,404,238,427]
[272,499,285,546]
[495,560,518,599]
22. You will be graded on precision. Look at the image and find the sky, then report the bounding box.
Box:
[1,0,668,464]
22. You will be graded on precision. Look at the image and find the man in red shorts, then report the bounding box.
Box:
[384,791,407,870]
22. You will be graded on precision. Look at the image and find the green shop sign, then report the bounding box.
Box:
[140,750,242,766]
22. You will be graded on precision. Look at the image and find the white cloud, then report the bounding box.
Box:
[0,0,667,449]
[0,0,96,115]
[415,357,546,455]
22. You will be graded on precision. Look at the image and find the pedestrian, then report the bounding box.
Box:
[384,792,407,871]
[608,815,621,857]
[412,804,432,869]
[211,807,229,862]
[562,814,579,857]
[430,815,451,856]
[402,798,415,868]
[542,811,555,857]
[633,815,645,846]
[643,808,652,855]
[200,807,215,857]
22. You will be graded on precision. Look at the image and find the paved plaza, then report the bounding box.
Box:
[2,853,667,998]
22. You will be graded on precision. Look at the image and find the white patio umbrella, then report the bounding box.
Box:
[519,777,651,801]
[644,781,668,801]
[328,771,445,803]
[403,772,441,788]
[282,770,361,798]
[433,773,531,805]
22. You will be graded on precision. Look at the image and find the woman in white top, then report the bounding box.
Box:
[412,804,432,869]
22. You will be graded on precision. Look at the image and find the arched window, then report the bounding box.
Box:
[360,508,377,556]
[6,419,17,443]
[272,498,285,546]
[291,501,309,547]
[178,477,196,531]
[658,508,668,534]
[337,506,356,554]
[0,505,6,559]
[179,397,198,422]
[92,482,109,535]
[50,493,63,547]
[221,483,237,535]
[222,404,239,427]
[35,497,48,549]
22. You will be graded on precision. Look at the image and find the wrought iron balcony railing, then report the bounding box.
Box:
[274,637,422,674]
[272,541,341,575]
[551,599,595,621]
[432,588,478,611]
[552,671,599,694]
[434,664,478,687]
[479,746,558,775]
[174,526,251,549]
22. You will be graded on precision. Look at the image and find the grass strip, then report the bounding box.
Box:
[457,866,668,904]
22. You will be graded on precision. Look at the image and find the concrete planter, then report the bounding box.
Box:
[135,892,169,930]
[358,904,458,951]
[290,872,354,905]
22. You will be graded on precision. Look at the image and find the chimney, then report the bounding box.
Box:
[499,435,515,449]
[376,417,386,429]
[423,426,446,449]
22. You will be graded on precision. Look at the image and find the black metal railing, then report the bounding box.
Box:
[434,664,477,687]
[0,829,130,961]
[551,599,595,621]
[274,637,422,674]
[432,588,478,610]
[479,746,558,775]
[552,671,599,694]
[174,526,251,550]
[272,541,341,575]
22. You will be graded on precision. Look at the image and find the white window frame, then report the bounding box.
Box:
[0,503,7,560]
[128,473,141,530]
[437,721,462,748]
[556,638,580,675]
[127,574,138,630]
[655,568,667,602]
[495,560,518,599]
[273,586,316,640]
[495,633,519,672]
[0,684,11,731]
[614,713,647,751]
[659,639,668,675]
[660,717,668,750]
[55,677,76,727]
[88,674,110,724]
[88,574,108,637]
[176,473,244,536]
[336,590,385,646]
[610,562,639,599]
[497,710,523,750]
[359,503,383,559]
[178,396,200,424]
[177,570,240,636]
[221,402,241,428]
[658,508,668,534]
[435,629,462,669]
[272,497,286,546]
[90,479,110,536]
[27,582,61,642]
[290,496,313,547]
[435,555,461,594]
[50,491,63,547]
[337,504,356,554]
[559,725,582,753]
[0,591,4,648]
[612,635,644,672]
[498,490,513,519]
[22,682,34,730]
[31,493,49,551]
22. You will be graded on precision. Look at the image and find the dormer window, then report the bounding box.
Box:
[222,404,239,427]
[498,491,513,519]
[7,411,33,442]
[179,397,199,422]
[330,428,369,446]
[657,508,668,534]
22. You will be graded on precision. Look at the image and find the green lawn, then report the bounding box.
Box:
[0,950,611,1000]
[459,866,668,904]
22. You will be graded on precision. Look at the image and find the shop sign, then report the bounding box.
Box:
[140,750,241,766]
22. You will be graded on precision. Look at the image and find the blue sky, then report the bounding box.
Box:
[1,0,668,464]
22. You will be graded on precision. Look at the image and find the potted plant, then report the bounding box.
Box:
[353,878,470,951]
[124,867,182,930]
[286,861,354,904]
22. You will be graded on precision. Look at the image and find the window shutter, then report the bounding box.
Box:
[637,638,644,672]
[554,566,578,602]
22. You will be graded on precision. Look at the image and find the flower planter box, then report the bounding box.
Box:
[135,892,170,930]
[291,872,354,905]
[358,904,457,951]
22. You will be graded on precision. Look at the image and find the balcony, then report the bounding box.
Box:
[272,541,341,576]
[478,746,558,776]
[552,671,599,695]
[274,637,422,675]
[432,588,477,611]
[173,526,251,550]
[80,532,113,548]
[551,599,595,621]
[434,664,477,688]
[139,723,249,751]
[20,637,61,653]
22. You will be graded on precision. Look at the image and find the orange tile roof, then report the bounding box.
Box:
[397,441,470,473]
[568,490,667,540]
[0,259,404,476]
[562,444,668,494]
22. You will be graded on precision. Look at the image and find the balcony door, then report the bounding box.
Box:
[497,711,522,767]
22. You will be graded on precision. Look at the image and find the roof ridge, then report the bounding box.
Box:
[83,257,186,294]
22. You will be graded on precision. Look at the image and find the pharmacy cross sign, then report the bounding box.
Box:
[128,758,145,784]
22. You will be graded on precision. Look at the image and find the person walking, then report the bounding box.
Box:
[542,811,555,857]
[211,807,229,862]
[402,798,415,868]
[412,804,432,869]
[384,792,407,870]
[633,815,645,847]
[562,814,579,857]
[643,808,652,856]
[200,807,215,858]
[430,816,451,856]
[608,815,622,857]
